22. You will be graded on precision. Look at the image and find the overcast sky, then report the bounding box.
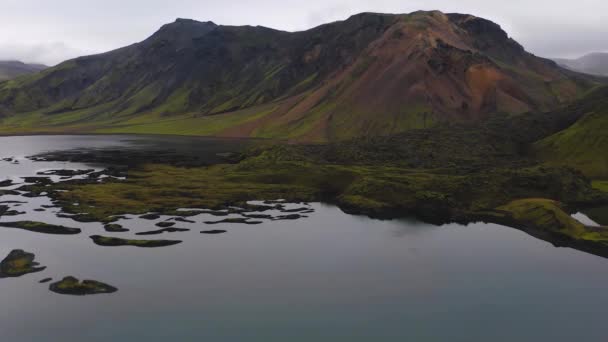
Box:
[1,0,606,65]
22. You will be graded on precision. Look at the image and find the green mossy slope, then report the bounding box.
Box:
[535,86,608,179]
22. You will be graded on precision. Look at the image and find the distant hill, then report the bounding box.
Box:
[535,86,608,179]
[553,53,608,76]
[0,61,47,81]
[0,11,600,141]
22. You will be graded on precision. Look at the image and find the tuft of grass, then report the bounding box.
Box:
[592,181,608,193]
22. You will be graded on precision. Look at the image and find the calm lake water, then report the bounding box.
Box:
[1,135,608,342]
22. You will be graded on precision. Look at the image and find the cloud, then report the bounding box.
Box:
[0,41,89,66]
[1,0,607,64]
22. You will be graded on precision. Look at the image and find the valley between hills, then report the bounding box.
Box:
[1,10,608,259]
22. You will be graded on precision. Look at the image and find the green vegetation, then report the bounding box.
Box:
[535,87,608,179]
[49,276,117,296]
[43,152,602,226]
[0,249,46,278]
[593,181,608,192]
[0,12,597,141]
[21,93,605,256]
[0,61,46,82]
[0,221,81,235]
[484,199,608,255]
[496,199,586,236]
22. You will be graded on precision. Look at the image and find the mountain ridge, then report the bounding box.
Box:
[553,52,608,76]
[0,11,600,141]
[0,61,47,81]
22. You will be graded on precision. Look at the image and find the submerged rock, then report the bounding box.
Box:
[155,221,176,228]
[0,221,81,235]
[49,276,117,296]
[136,228,189,236]
[37,169,94,177]
[90,235,182,248]
[104,224,129,233]
[22,177,53,185]
[0,189,20,196]
[69,214,98,223]
[243,214,274,220]
[0,249,46,278]
[280,207,310,213]
[173,217,196,223]
[1,210,26,216]
[0,179,14,187]
[201,230,227,235]
[273,214,306,220]
[204,218,263,225]
[140,214,161,220]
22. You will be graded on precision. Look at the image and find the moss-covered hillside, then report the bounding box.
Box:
[535,86,608,179]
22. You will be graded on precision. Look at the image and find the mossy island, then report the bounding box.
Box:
[49,276,117,296]
[0,249,46,278]
[90,235,182,248]
[0,221,81,235]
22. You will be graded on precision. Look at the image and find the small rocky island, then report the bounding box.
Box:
[49,276,118,296]
[90,235,182,248]
[0,221,81,235]
[0,249,46,278]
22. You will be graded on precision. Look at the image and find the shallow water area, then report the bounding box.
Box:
[1,135,608,341]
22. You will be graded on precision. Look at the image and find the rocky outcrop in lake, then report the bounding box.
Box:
[49,276,117,296]
[0,249,46,278]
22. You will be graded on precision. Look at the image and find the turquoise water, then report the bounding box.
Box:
[0,136,607,341]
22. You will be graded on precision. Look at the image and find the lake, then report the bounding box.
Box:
[1,135,607,341]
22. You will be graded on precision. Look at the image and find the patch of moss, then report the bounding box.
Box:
[0,249,46,278]
[495,199,587,237]
[49,276,117,296]
[480,199,608,256]
[535,87,608,179]
[592,181,608,193]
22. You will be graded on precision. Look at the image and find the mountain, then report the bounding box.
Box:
[554,53,608,76]
[0,11,599,141]
[535,86,608,179]
[0,61,47,81]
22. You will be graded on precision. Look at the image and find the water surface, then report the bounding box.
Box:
[1,135,607,342]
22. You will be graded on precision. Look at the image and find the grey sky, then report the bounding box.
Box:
[1,0,606,65]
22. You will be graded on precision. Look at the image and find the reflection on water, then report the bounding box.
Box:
[1,136,608,341]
